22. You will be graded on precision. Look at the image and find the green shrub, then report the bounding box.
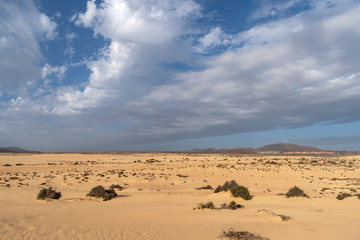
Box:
[221,228,269,240]
[197,201,215,209]
[87,185,117,201]
[228,201,244,210]
[214,180,239,193]
[196,185,213,190]
[37,187,61,200]
[285,186,308,198]
[349,188,357,193]
[214,185,222,193]
[230,185,252,200]
[109,184,124,190]
[336,192,352,200]
[214,180,252,200]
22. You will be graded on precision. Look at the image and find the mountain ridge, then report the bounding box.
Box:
[0,146,38,153]
[188,143,328,153]
[256,143,323,152]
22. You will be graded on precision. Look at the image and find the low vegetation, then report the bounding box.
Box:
[87,185,119,201]
[221,228,269,240]
[195,185,213,190]
[37,187,61,200]
[230,185,252,200]
[196,201,215,209]
[215,180,252,200]
[336,192,352,200]
[214,180,238,193]
[227,201,244,210]
[285,186,309,198]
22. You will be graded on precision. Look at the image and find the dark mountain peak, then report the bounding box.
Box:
[0,146,37,153]
[256,143,323,152]
[187,147,256,154]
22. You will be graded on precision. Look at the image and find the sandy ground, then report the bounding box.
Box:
[0,152,359,239]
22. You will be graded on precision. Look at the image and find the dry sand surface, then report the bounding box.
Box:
[0,152,359,239]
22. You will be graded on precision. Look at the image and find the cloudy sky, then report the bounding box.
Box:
[1,0,360,152]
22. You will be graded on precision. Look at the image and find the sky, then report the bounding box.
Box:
[1,0,360,152]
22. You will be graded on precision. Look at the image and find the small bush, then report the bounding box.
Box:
[349,188,357,193]
[197,201,215,209]
[336,192,352,200]
[228,201,244,210]
[109,184,124,190]
[195,185,213,190]
[214,185,222,193]
[230,185,252,200]
[87,185,117,201]
[214,180,239,193]
[37,187,61,200]
[285,186,308,198]
[214,180,252,200]
[221,228,269,240]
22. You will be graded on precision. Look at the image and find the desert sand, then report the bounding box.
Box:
[0,152,359,239]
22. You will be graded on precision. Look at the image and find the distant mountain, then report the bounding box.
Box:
[230,147,256,154]
[0,146,37,153]
[256,143,323,152]
[187,143,326,154]
[188,148,232,153]
[187,147,256,154]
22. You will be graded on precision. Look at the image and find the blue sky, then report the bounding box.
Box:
[1,0,360,152]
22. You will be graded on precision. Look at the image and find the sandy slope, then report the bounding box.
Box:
[0,153,359,239]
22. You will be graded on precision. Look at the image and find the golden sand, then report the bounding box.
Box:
[0,153,359,239]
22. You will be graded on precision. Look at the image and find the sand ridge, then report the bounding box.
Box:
[0,153,359,239]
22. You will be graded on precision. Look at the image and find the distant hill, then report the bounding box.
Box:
[188,148,233,153]
[256,143,323,152]
[187,143,326,154]
[187,147,256,154]
[0,146,37,153]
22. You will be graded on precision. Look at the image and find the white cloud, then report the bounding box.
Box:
[75,0,200,44]
[39,13,57,40]
[42,64,68,81]
[65,32,77,41]
[249,0,304,21]
[53,0,201,113]
[196,27,233,52]
[0,0,57,91]
[63,32,77,57]
[64,46,75,57]
[120,1,360,142]
[1,0,360,151]
[75,0,97,27]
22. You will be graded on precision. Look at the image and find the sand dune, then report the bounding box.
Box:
[0,153,359,239]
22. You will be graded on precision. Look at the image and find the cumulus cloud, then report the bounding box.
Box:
[42,64,68,82]
[53,0,201,114]
[196,27,233,52]
[1,0,360,151]
[249,0,304,21]
[119,0,360,144]
[0,0,57,92]
[75,0,201,44]
[65,32,77,41]
[62,32,77,58]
